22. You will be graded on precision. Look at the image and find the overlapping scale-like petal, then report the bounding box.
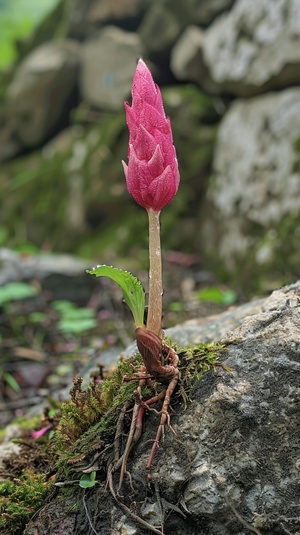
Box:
[123,59,180,212]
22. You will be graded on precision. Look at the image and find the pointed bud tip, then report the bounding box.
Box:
[122,57,180,211]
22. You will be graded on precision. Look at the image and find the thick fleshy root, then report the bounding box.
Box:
[146,368,179,475]
[116,330,180,486]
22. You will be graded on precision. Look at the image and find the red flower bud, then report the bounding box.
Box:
[122,59,180,212]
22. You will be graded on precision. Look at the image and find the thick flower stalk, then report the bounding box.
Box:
[123,59,180,337]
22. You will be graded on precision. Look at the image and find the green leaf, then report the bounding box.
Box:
[197,287,237,306]
[29,312,45,323]
[0,282,37,305]
[52,300,77,313]
[3,372,20,392]
[87,265,145,328]
[58,317,97,334]
[168,301,184,312]
[52,300,97,334]
[0,0,61,70]
[79,471,96,489]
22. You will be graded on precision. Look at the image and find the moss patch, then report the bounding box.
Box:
[1,341,227,533]
[0,470,53,535]
[51,341,226,476]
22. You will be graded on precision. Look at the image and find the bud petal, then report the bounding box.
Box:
[123,59,180,212]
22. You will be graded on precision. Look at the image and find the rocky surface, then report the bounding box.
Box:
[22,281,300,534]
[170,25,209,88]
[202,0,300,96]
[0,248,97,303]
[6,40,80,147]
[80,26,144,110]
[203,87,300,273]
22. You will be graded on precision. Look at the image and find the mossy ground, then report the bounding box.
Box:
[0,428,55,535]
[0,471,52,535]
[52,342,226,473]
[0,341,226,533]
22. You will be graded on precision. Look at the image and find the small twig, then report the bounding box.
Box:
[82,492,100,535]
[114,401,130,465]
[224,495,262,535]
[118,402,139,491]
[54,480,80,487]
[279,523,294,535]
[81,444,113,473]
[107,467,164,535]
[118,376,147,490]
[29,487,59,522]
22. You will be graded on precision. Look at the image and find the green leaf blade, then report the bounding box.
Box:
[79,471,96,489]
[0,282,37,305]
[86,265,145,328]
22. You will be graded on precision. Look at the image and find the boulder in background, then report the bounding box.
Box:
[80,26,144,110]
[6,40,80,147]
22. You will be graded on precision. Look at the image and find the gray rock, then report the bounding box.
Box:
[171,26,205,81]
[0,109,23,162]
[6,40,80,147]
[203,87,300,273]
[68,0,151,38]
[24,281,300,534]
[171,25,218,94]
[86,0,151,25]
[123,281,300,534]
[201,0,300,96]
[0,440,21,473]
[80,26,144,111]
[0,248,91,286]
[191,0,236,26]
[139,0,236,56]
[0,248,97,304]
[138,1,183,54]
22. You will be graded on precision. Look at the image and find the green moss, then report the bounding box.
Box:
[53,353,151,467]
[52,342,226,475]
[0,470,52,535]
[176,341,227,406]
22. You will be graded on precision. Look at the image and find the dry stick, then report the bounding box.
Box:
[224,495,262,535]
[112,389,166,477]
[146,208,162,338]
[118,377,146,489]
[114,401,130,466]
[81,443,113,473]
[82,492,100,535]
[118,401,140,491]
[107,469,164,535]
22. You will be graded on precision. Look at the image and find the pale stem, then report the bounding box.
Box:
[146,208,162,338]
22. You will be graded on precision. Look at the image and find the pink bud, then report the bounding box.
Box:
[32,424,53,439]
[122,59,180,212]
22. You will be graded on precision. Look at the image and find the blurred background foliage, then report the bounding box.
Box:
[0,0,221,282]
[0,0,61,71]
[1,0,299,298]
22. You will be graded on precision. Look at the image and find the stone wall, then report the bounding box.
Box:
[1,0,300,291]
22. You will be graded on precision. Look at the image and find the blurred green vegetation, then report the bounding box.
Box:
[0,85,218,270]
[0,0,296,298]
[0,0,61,70]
